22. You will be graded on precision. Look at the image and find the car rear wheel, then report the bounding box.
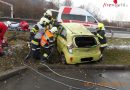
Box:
[95,56,103,63]
[61,54,67,64]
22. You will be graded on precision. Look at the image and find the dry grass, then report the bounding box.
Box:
[0,31,130,72]
[101,48,130,65]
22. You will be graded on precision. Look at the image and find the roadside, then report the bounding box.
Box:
[0,68,130,90]
[0,31,130,73]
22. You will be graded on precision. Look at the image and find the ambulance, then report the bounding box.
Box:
[56,6,101,31]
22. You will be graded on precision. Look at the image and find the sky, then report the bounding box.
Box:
[47,0,130,22]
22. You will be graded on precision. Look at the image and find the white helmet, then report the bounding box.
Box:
[44,10,52,17]
[49,27,58,33]
[39,17,50,26]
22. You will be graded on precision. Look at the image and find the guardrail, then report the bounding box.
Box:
[1,17,130,31]
[0,17,38,23]
[105,26,130,32]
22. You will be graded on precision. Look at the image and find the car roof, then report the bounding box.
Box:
[61,23,93,35]
[60,6,92,16]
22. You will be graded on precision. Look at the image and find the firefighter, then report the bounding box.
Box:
[43,10,60,29]
[40,27,58,62]
[24,10,55,61]
[25,17,50,61]
[96,23,108,54]
[29,10,53,41]
[0,21,10,56]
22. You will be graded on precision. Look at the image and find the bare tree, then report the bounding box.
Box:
[85,3,102,21]
[79,5,85,9]
[46,1,58,9]
[0,0,57,19]
[63,0,73,6]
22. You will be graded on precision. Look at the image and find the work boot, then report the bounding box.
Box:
[40,56,47,63]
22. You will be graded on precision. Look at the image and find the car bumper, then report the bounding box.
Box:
[65,51,102,64]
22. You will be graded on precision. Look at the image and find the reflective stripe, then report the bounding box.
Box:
[31,40,39,45]
[37,23,43,31]
[43,53,48,57]
[31,28,38,33]
[101,43,108,47]
[36,48,41,50]
[32,48,36,51]
[32,48,40,51]
[97,34,103,39]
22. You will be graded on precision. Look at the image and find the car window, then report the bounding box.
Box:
[61,14,86,21]
[58,26,63,34]
[52,11,58,19]
[87,16,97,23]
[60,29,67,40]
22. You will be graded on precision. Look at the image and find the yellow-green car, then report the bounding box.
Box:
[56,23,102,64]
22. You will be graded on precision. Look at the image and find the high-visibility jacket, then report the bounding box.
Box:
[40,30,54,47]
[0,22,8,39]
[30,22,45,45]
[97,30,107,47]
[0,22,8,53]
[31,23,45,39]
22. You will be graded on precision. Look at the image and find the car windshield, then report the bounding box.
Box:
[75,36,97,48]
[61,14,86,21]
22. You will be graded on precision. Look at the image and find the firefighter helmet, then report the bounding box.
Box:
[39,17,50,27]
[44,10,52,20]
[49,27,58,33]
[98,23,104,30]
[44,10,52,17]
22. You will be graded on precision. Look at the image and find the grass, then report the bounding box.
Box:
[101,48,130,65]
[0,31,30,72]
[0,31,130,72]
[107,38,130,45]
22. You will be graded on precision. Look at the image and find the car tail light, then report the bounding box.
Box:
[67,43,74,54]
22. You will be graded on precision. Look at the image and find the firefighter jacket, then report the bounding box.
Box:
[96,30,107,47]
[0,22,8,53]
[0,22,8,40]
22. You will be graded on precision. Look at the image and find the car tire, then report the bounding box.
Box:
[61,54,67,64]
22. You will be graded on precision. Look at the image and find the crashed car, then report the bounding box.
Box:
[56,23,102,64]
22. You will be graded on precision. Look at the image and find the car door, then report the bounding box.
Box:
[57,27,67,53]
[87,16,98,29]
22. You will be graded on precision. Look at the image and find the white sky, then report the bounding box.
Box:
[51,0,130,22]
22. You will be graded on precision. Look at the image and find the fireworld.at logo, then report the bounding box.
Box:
[103,0,128,8]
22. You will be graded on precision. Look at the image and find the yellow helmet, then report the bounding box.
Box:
[39,17,50,26]
[98,23,104,30]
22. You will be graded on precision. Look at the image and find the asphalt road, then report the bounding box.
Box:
[106,32,130,38]
[0,68,130,90]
